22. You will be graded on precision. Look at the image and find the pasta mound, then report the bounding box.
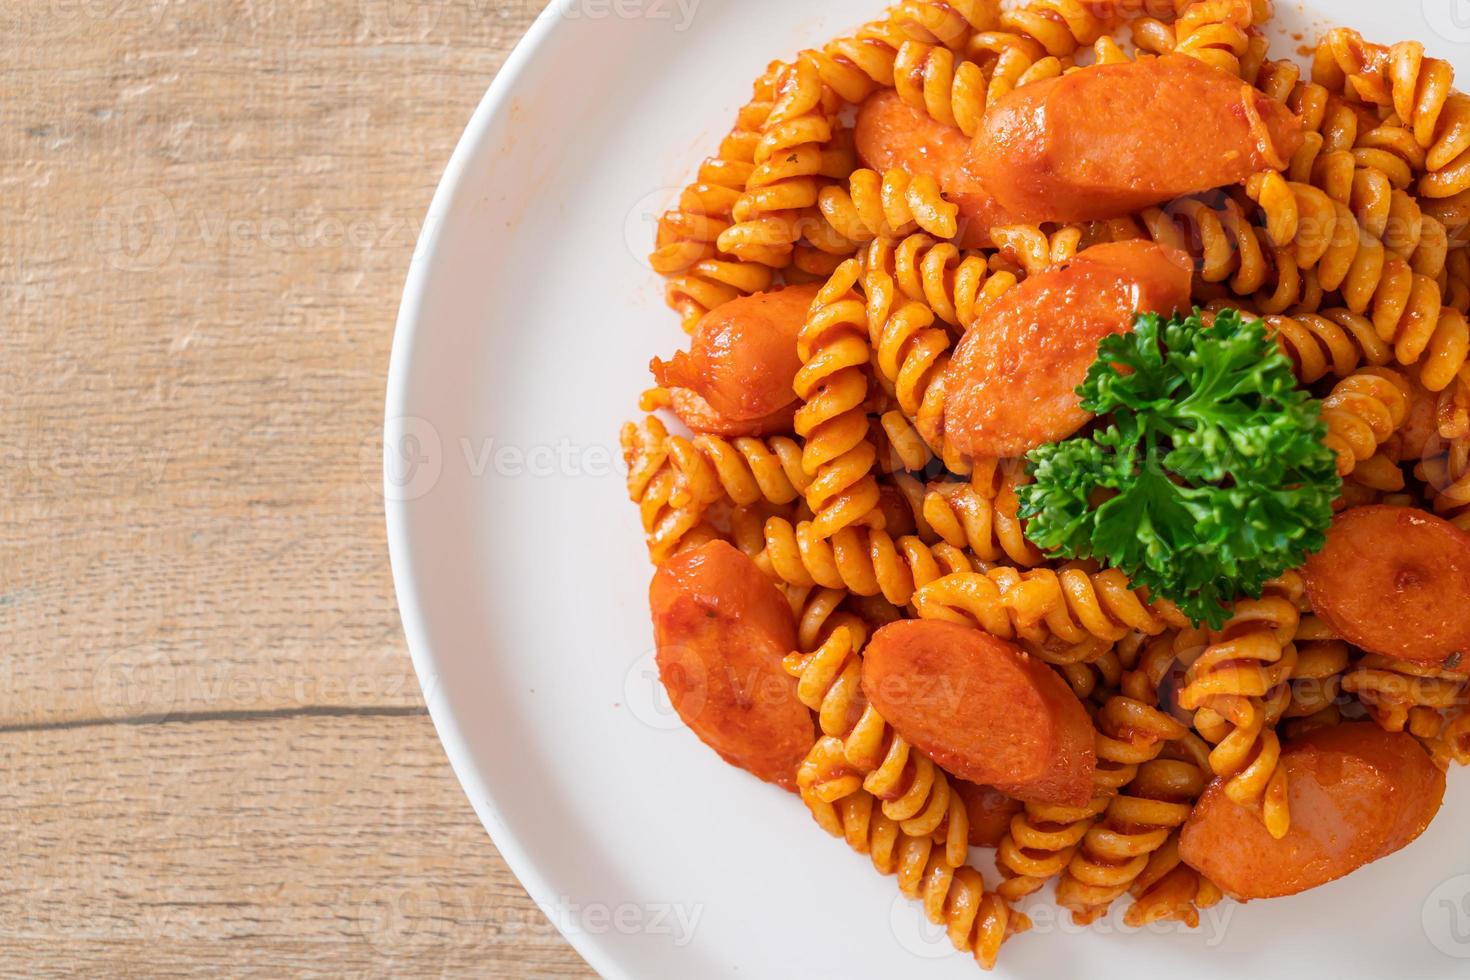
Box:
[625,0,1470,968]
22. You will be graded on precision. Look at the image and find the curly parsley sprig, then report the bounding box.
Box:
[1017,308,1340,629]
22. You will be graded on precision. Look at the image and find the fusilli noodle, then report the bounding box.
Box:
[794,261,884,538]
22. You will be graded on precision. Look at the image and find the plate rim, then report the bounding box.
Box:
[383,5,1469,978]
[382,10,626,979]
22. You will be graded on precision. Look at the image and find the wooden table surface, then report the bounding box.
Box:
[3,1,595,974]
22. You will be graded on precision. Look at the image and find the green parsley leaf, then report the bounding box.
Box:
[1017,308,1340,629]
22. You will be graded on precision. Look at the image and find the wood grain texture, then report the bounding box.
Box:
[1,0,544,727]
[1,0,595,974]
[1,713,594,977]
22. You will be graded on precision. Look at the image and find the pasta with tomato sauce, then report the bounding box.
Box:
[628,1,1470,970]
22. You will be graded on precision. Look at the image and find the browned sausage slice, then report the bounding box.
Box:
[861,620,1097,806]
[941,240,1193,458]
[970,54,1305,223]
[1178,723,1445,900]
[651,284,821,434]
[650,541,814,789]
[1304,506,1470,670]
[854,90,1014,248]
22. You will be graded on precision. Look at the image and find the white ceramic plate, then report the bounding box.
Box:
[386,3,1470,977]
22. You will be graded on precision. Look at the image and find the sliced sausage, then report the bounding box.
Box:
[650,540,814,790]
[861,620,1097,806]
[941,240,1193,458]
[854,90,1014,248]
[651,284,820,434]
[954,781,1025,848]
[1179,723,1445,900]
[664,387,795,438]
[970,54,1305,223]
[1303,506,1470,670]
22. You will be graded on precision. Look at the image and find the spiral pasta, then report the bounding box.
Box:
[1343,654,1469,736]
[650,66,783,331]
[1259,308,1393,383]
[1125,846,1226,927]
[1287,125,1446,281]
[1054,698,1196,923]
[971,0,1109,62]
[779,584,860,654]
[764,516,977,606]
[621,416,803,561]
[790,629,970,860]
[1312,29,1466,173]
[1253,55,1301,103]
[913,565,1188,647]
[1113,195,1288,305]
[863,233,1018,332]
[1420,710,1470,770]
[803,785,1028,970]
[720,56,849,269]
[918,479,1044,567]
[1321,367,1412,476]
[891,0,1003,51]
[801,2,996,111]
[1290,77,1364,159]
[628,416,809,512]
[795,261,884,538]
[1282,629,1352,738]
[995,795,1108,901]
[995,696,1185,909]
[802,784,948,895]
[953,0,1135,116]
[620,417,723,564]
[1175,589,1301,839]
[1418,436,1470,530]
[1107,731,1226,927]
[818,167,960,244]
[1130,0,1270,83]
[900,13,1133,136]
[893,40,992,137]
[1241,171,1339,269]
[802,20,916,105]
[1242,173,1470,379]
[989,224,1085,277]
[863,253,956,450]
